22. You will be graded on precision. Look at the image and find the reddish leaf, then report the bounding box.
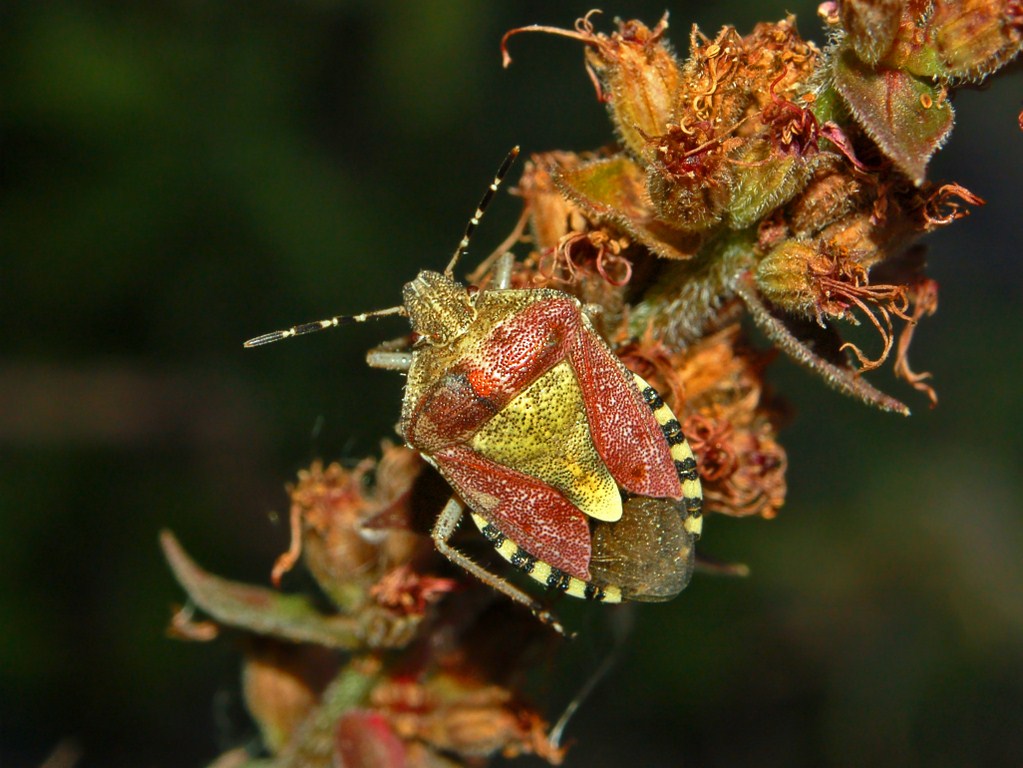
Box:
[833,47,954,185]
[335,711,407,768]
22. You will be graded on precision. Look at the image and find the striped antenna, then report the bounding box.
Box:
[443,146,521,277]
[243,304,407,348]
[246,147,519,349]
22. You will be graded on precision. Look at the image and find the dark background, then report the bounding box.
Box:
[2,2,1021,766]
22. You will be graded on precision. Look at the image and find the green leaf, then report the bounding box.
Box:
[161,530,362,649]
[553,154,703,260]
[833,47,953,185]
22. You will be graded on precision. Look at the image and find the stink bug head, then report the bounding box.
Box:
[402,270,477,347]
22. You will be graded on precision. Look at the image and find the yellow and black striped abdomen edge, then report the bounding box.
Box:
[633,372,703,539]
[468,373,702,603]
[470,512,623,602]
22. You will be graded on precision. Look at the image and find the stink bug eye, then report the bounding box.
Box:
[246,146,704,633]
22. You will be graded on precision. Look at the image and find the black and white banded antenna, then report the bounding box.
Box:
[443,145,520,277]
[243,146,520,349]
[243,305,407,348]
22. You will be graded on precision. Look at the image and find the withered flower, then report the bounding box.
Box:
[272,444,427,614]
[370,674,565,764]
[617,322,786,519]
[673,326,788,519]
[503,11,682,163]
[755,239,913,373]
[514,153,635,293]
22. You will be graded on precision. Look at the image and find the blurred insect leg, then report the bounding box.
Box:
[492,252,515,290]
[366,350,413,371]
[432,496,568,634]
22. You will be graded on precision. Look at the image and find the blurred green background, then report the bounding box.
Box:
[2,1,1021,766]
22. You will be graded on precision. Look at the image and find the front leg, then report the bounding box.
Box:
[366,336,414,371]
[491,251,515,290]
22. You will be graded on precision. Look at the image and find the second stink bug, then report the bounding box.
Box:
[246,148,704,629]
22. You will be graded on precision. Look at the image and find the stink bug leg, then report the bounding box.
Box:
[432,496,567,634]
[365,337,414,372]
[489,251,516,290]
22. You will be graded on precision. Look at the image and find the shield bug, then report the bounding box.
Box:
[246,148,703,629]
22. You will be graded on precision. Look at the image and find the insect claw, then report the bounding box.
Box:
[535,608,572,638]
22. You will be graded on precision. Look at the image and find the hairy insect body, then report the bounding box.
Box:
[400,271,702,598]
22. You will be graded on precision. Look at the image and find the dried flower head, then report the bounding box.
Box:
[513,153,636,296]
[503,12,682,163]
[271,444,428,614]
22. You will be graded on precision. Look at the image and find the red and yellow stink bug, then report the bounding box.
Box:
[246,148,703,628]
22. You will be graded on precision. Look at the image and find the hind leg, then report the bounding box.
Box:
[431,496,569,635]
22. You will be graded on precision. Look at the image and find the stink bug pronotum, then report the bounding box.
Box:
[246,148,703,629]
